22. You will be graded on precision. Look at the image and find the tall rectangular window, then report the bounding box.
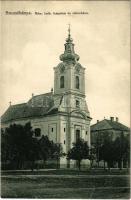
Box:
[75,76,79,89]
[76,129,80,141]
[60,76,64,88]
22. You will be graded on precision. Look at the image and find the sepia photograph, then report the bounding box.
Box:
[0,0,130,199]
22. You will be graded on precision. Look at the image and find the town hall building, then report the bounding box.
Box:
[1,27,91,168]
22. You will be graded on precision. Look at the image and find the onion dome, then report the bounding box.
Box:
[60,24,80,63]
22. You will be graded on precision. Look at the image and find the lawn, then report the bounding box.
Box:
[1,170,130,199]
[1,168,129,175]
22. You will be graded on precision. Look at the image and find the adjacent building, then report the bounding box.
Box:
[91,117,130,168]
[91,117,129,145]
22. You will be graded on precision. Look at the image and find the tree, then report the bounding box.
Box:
[2,123,65,170]
[113,134,130,169]
[99,139,115,170]
[123,136,130,169]
[1,122,40,170]
[98,133,130,170]
[88,146,96,169]
[39,135,52,167]
[39,135,63,168]
[67,138,89,171]
[50,143,64,168]
[1,128,10,164]
[27,137,40,171]
[94,131,112,168]
[94,135,101,167]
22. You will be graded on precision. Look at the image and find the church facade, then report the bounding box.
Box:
[1,28,91,168]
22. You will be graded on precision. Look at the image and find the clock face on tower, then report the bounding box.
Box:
[59,63,65,73]
[75,63,81,73]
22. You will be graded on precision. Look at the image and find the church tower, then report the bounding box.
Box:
[54,26,89,115]
[53,26,91,167]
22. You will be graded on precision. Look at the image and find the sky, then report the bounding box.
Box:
[1,1,130,126]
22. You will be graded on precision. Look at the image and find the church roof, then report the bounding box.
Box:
[1,92,58,123]
[28,92,53,107]
[91,119,129,132]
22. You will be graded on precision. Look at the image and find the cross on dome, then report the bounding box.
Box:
[68,23,71,36]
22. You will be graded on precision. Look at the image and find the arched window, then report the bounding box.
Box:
[76,100,80,108]
[34,128,41,137]
[75,76,79,89]
[60,76,64,88]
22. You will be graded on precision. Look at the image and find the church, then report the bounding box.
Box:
[1,27,91,168]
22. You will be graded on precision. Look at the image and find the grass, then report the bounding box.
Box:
[1,170,130,199]
[2,168,129,175]
[1,185,130,199]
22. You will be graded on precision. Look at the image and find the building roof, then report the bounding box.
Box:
[28,92,53,107]
[91,119,129,132]
[1,92,58,123]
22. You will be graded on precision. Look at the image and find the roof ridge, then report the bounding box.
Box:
[91,119,106,127]
[33,92,52,97]
[10,103,26,107]
[91,119,129,131]
[106,119,129,129]
[106,119,123,124]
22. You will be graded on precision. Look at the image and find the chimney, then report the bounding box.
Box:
[97,120,99,123]
[9,101,11,106]
[110,117,114,122]
[116,117,119,122]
